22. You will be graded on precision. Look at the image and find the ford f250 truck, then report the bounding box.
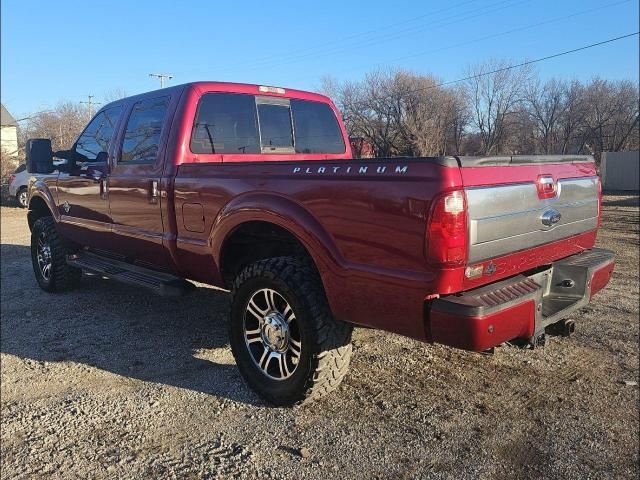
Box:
[25,81,614,406]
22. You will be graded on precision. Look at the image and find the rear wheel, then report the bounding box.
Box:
[16,188,28,208]
[230,257,353,406]
[31,217,81,292]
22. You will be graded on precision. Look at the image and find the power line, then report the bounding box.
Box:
[437,32,640,88]
[275,0,526,68]
[216,0,527,76]
[230,0,481,71]
[343,32,640,108]
[291,0,631,84]
[14,110,55,122]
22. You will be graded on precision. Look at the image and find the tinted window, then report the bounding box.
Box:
[257,103,294,151]
[75,106,123,162]
[191,93,260,154]
[291,100,345,154]
[14,164,26,173]
[121,96,169,163]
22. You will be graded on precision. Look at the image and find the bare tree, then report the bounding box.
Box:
[331,70,408,157]
[446,86,469,155]
[360,70,408,157]
[19,102,89,152]
[464,59,532,155]
[324,70,469,157]
[1,147,20,183]
[103,87,128,103]
[397,72,463,156]
[581,78,639,160]
[556,80,587,154]
[324,65,637,161]
[525,78,567,153]
[503,108,537,155]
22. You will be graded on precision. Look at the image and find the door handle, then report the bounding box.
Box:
[100,178,108,200]
[150,180,159,204]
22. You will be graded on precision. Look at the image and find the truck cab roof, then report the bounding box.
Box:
[102,81,335,111]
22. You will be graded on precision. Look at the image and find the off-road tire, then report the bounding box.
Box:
[16,188,28,208]
[31,217,81,292]
[230,256,353,406]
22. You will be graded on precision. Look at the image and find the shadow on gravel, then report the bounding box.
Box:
[0,194,22,208]
[602,193,640,207]
[0,243,263,407]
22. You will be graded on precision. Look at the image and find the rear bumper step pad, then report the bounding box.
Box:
[428,248,615,351]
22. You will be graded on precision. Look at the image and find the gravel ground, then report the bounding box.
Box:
[1,194,638,479]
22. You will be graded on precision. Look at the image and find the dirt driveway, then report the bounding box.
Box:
[1,195,638,479]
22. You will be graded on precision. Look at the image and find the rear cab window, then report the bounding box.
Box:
[190,93,345,156]
[191,93,260,154]
[291,99,345,154]
[256,97,294,153]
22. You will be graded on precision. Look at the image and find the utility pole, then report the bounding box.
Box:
[149,73,173,88]
[80,95,100,120]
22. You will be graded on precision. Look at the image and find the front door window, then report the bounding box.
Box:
[74,106,122,163]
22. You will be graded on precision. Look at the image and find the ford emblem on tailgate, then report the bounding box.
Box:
[541,208,561,227]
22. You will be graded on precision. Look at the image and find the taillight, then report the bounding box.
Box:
[426,190,467,267]
[536,175,557,199]
[8,174,15,184]
[597,176,602,227]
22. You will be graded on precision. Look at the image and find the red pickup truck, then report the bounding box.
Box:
[26,81,614,406]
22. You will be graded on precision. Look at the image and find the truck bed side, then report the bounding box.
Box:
[172,158,461,340]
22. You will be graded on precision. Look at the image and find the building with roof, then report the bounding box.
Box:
[1,103,18,158]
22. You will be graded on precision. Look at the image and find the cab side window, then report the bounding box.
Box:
[75,106,123,162]
[121,96,170,163]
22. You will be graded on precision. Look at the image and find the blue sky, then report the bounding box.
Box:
[1,0,638,118]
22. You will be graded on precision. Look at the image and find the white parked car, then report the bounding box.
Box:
[8,163,29,208]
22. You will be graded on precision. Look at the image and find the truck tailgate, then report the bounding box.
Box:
[459,156,599,266]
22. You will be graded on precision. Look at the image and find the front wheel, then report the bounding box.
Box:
[230,257,353,406]
[31,217,81,292]
[16,188,28,208]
